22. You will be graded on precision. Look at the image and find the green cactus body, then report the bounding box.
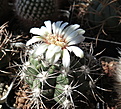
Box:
[87,0,121,31]
[20,46,107,108]
[54,74,70,104]
[23,55,59,99]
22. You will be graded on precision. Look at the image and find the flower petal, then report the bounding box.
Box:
[44,20,52,34]
[52,21,64,35]
[62,49,70,68]
[65,30,78,42]
[63,24,80,39]
[77,28,85,35]
[34,43,48,56]
[40,26,50,35]
[67,46,84,58]
[55,21,63,35]
[51,52,61,64]
[58,22,69,36]
[46,44,56,60]
[52,22,56,34]
[30,26,49,36]
[65,29,85,43]
[30,28,42,35]
[46,44,61,61]
[26,36,42,46]
[68,35,85,45]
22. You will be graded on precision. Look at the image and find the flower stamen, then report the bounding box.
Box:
[45,34,67,49]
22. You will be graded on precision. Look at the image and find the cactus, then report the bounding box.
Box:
[86,0,121,32]
[14,0,57,32]
[14,20,116,109]
[114,52,121,109]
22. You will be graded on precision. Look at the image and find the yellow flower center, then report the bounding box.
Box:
[45,34,67,49]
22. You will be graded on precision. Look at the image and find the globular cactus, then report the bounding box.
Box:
[114,53,121,109]
[18,49,91,109]
[15,20,115,109]
[14,0,57,32]
[86,0,121,32]
[18,46,106,108]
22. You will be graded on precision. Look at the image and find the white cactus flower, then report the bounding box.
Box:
[26,20,85,70]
